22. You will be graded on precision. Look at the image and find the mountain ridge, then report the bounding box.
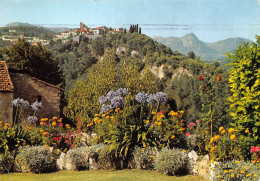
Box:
[153,33,252,60]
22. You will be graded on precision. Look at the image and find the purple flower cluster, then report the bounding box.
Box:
[135,92,148,104]
[12,98,30,109]
[31,101,43,111]
[99,88,128,113]
[27,116,38,123]
[135,92,167,105]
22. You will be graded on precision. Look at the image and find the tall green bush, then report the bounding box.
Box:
[227,36,260,142]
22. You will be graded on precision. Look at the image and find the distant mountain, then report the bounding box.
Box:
[45,27,71,33]
[6,22,35,27]
[153,33,252,60]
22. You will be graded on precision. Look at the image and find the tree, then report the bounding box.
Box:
[188,51,195,59]
[227,35,260,142]
[139,27,141,34]
[0,38,61,85]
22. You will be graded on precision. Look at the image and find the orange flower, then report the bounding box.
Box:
[66,124,71,129]
[210,147,215,152]
[158,122,162,126]
[40,130,44,133]
[230,134,236,141]
[181,128,185,131]
[28,127,32,130]
[151,125,154,128]
[171,135,175,139]
[221,130,226,134]
[245,129,249,134]
[52,121,57,126]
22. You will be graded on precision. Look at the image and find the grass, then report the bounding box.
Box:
[0,169,206,181]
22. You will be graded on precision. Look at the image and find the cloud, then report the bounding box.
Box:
[259,0,260,4]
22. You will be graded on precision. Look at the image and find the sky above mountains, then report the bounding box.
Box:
[0,0,259,42]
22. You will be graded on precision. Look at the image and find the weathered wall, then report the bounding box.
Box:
[0,92,13,124]
[10,74,62,119]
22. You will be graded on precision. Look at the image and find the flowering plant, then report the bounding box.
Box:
[251,146,260,163]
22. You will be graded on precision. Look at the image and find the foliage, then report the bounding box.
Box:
[227,36,260,143]
[0,124,29,157]
[214,160,260,181]
[15,146,57,173]
[66,146,90,170]
[154,147,190,176]
[0,26,55,40]
[133,146,158,169]
[65,49,160,122]
[0,38,61,85]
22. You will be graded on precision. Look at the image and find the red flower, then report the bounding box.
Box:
[186,132,191,136]
[201,86,204,92]
[64,140,68,143]
[54,137,59,141]
[199,75,203,81]
[59,123,63,127]
[216,75,221,81]
[59,137,62,140]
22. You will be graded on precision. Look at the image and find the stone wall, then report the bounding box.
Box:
[10,74,63,119]
[0,92,13,124]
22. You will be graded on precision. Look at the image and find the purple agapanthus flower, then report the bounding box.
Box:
[156,92,167,104]
[99,95,109,105]
[12,98,21,107]
[31,101,43,111]
[101,104,114,114]
[12,98,30,109]
[27,116,38,123]
[116,88,129,96]
[147,94,159,106]
[135,92,148,104]
[111,96,125,108]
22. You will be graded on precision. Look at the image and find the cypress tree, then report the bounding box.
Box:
[139,27,141,34]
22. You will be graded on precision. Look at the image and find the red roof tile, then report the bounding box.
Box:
[0,61,14,92]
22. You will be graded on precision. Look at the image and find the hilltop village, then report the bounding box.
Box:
[0,22,128,45]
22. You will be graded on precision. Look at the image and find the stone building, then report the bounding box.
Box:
[0,61,63,124]
[0,61,14,124]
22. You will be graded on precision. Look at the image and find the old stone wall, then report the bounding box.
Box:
[10,74,62,119]
[0,92,13,124]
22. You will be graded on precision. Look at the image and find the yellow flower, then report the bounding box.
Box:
[229,169,233,172]
[53,117,58,120]
[243,166,247,170]
[253,174,257,177]
[145,120,150,124]
[245,129,249,133]
[106,116,110,119]
[246,173,251,177]
[217,175,221,178]
[151,125,154,128]
[240,170,245,174]
[221,179,225,181]
[230,134,236,141]
[152,111,156,115]
[28,127,32,130]
[182,150,186,153]
[52,121,57,126]
[158,122,162,126]
[180,111,184,114]
[219,126,224,132]
[0,121,3,124]
[95,114,100,117]
[221,130,226,134]
[224,170,228,173]
[210,137,214,143]
[210,147,215,153]
[214,135,220,141]
[119,110,123,114]
[171,135,175,139]
[58,118,63,123]
[66,124,71,129]
[228,128,235,134]
[102,114,106,117]
[235,161,240,164]
[110,116,114,119]
[231,174,235,178]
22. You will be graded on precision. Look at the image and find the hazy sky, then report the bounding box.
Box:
[0,0,259,42]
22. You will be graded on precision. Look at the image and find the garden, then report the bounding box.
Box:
[0,36,260,181]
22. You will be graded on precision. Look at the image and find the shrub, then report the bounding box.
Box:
[66,147,90,170]
[15,146,56,173]
[133,146,158,169]
[214,160,260,181]
[154,147,190,176]
[227,36,260,143]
